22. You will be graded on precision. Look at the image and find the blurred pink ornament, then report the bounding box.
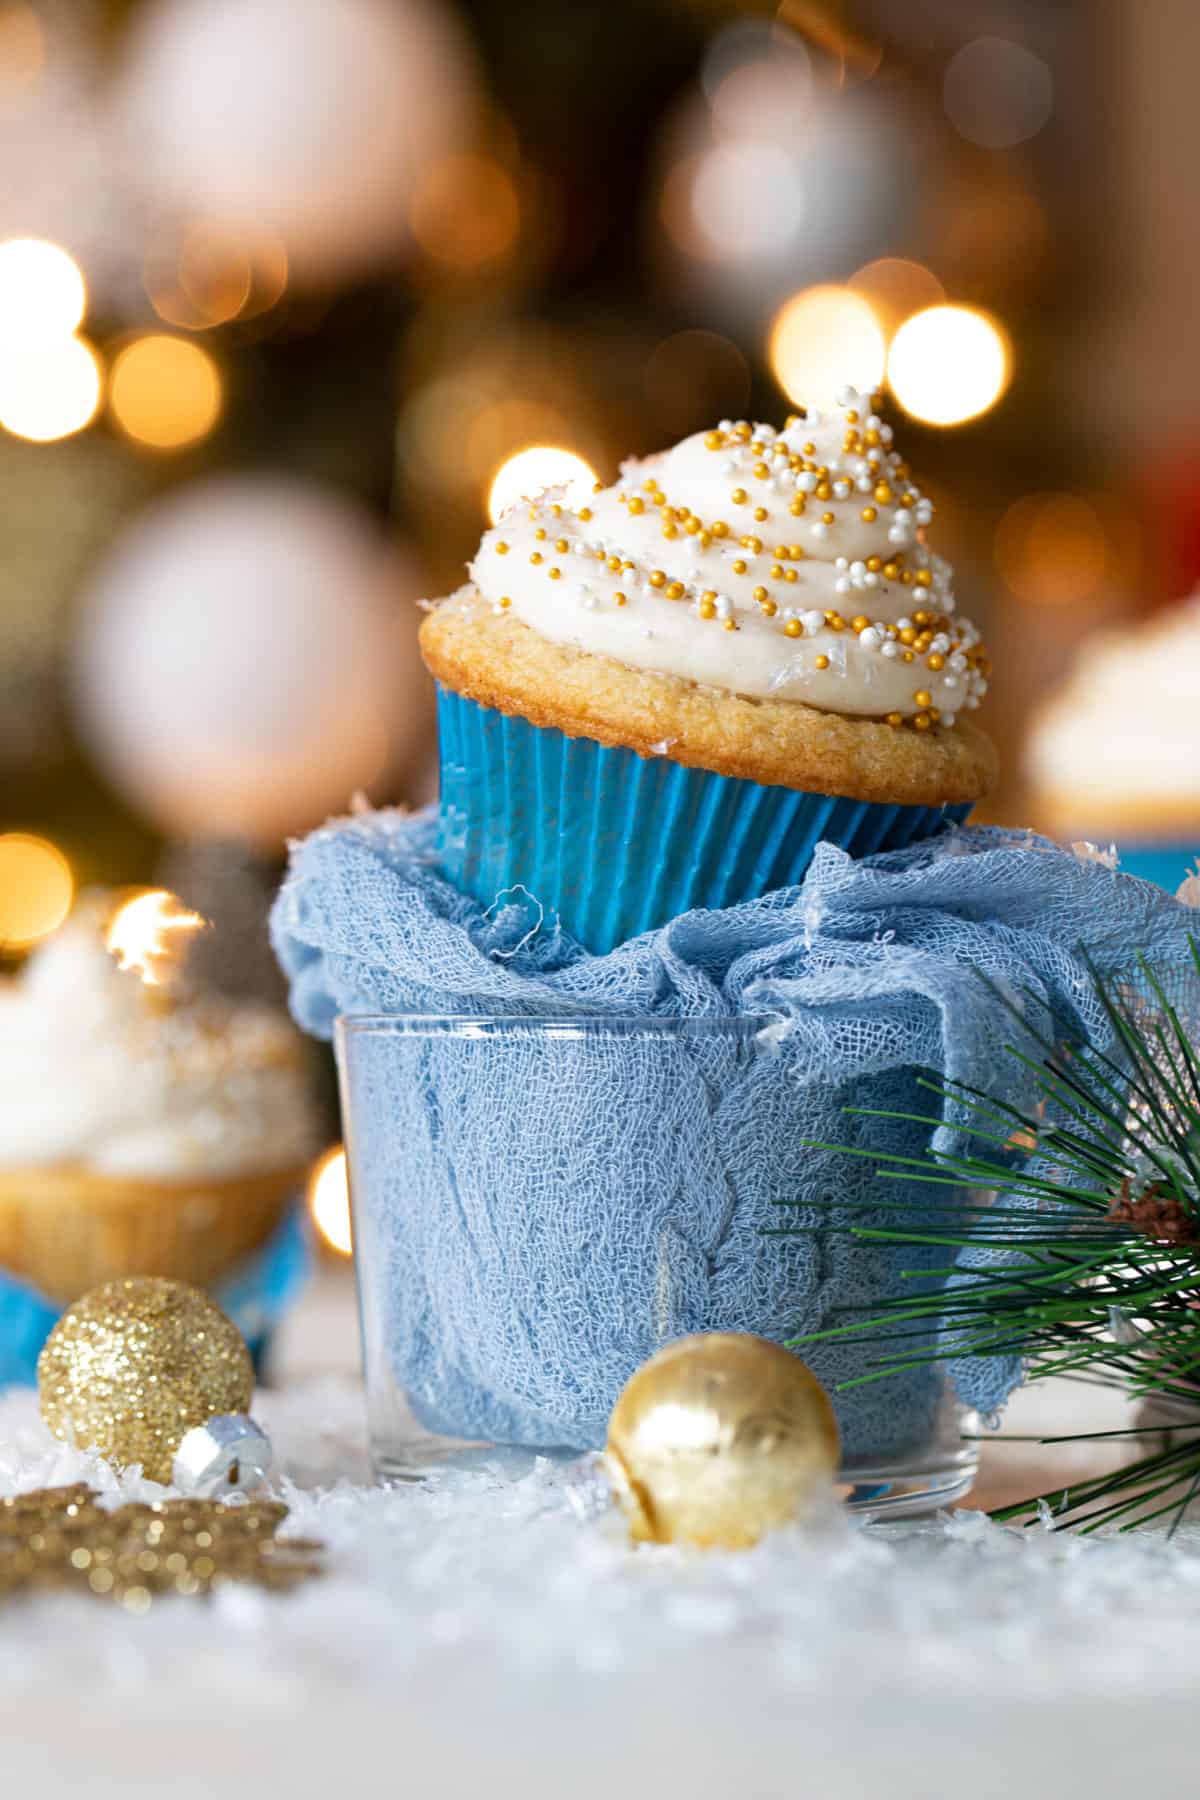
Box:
[71,477,430,846]
[116,0,478,283]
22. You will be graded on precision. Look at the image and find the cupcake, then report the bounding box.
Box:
[421,388,996,950]
[0,893,319,1308]
[1027,599,1200,890]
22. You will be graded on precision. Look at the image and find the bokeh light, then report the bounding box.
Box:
[105,888,205,985]
[108,334,223,450]
[0,833,73,950]
[943,37,1054,151]
[0,239,86,349]
[409,153,520,272]
[0,335,102,441]
[145,224,288,330]
[708,48,813,148]
[887,305,1011,426]
[995,493,1110,608]
[309,1146,353,1255]
[768,285,886,409]
[848,258,945,334]
[487,446,598,522]
[0,4,44,95]
[663,145,806,262]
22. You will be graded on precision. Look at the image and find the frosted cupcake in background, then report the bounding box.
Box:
[1027,600,1200,891]
[421,387,996,951]
[0,891,319,1310]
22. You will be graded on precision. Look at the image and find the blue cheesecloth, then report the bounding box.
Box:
[271,809,1199,1456]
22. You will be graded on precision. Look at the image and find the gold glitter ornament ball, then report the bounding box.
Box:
[38,1278,254,1484]
[605,1332,840,1550]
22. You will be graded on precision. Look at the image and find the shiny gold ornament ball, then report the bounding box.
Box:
[38,1278,254,1485]
[605,1332,840,1550]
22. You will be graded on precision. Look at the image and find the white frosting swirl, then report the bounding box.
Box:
[472,389,989,728]
[0,903,318,1179]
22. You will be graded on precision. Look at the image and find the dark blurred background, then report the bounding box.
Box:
[0,0,1195,969]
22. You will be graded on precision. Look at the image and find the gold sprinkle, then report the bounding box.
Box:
[648,570,667,588]
[548,567,561,580]
[731,488,748,505]
[499,595,512,608]
[711,521,729,538]
[752,585,768,602]
[769,565,783,579]
[534,527,547,541]
[874,482,893,504]
[851,615,869,633]
[860,507,877,523]
[614,591,627,606]
[902,650,915,662]
[665,580,686,600]
[723,617,738,631]
[627,496,645,515]
[821,511,835,525]
[608,555,622,572]
[784,568,798,583]
[886,712,903,728]
[927,653,945,671]
[496,541,510,555]
[577,507,593,521]
[759,598,777,616]
[753,463,770,480]
[814,654,830,670]
[783,619,802,638]
[789,498,806,516]
[866,556,882,573]
[753,506,768,523]
[530,551,543,564]
[555,538,569,553]
[741,535,762,553]
[913,712,932,730]
[732,559,748,575]
[705,430,725,450]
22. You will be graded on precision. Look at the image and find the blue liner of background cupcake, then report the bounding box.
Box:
[436,688,972,953]
[0,1207,311,1390]
[273,809,1200,1457]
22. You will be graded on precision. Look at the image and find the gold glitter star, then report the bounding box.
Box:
[0,1486,323,1608]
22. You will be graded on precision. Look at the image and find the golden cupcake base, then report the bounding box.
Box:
[420,595,997,808]
[0,1163,305,1308]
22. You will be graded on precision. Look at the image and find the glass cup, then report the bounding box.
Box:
[336,1015,979,1517]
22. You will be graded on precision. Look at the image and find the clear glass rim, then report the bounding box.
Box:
[335,1013,773,1042]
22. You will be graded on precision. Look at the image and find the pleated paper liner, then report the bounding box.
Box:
[436,688,972,953]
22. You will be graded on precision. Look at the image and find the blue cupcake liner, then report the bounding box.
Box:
[436,688,972,952]
[1113,843,1198,894]
[0,1205,312,1390]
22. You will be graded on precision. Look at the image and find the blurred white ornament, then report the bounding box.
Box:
[72,477,429,846]
[116,0,478,283]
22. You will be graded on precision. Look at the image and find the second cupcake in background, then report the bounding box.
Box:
[1027,598,1200,892]
[422,387,996,951]
[0,890,320,1317]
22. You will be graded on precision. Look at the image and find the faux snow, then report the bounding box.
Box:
[2,1375,1199,1800]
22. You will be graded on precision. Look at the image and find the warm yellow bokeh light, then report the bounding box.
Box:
[487,445,598,523]
[309,1146,353,1256]
[145,225,289,331]
[410,153,521,271]
[0,834,73,950]
[108,333,223,450]
[887,304,1011,427]
[0,335,102,442]
[848,258,945,334]
[105,888,206,986]
[768,286,886,410]
[0,238,86,349]
[995,492,1109,608]
[0,5,45,93]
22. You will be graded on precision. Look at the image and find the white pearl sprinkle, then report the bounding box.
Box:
[796,471,817,493]
[801,610,825,636]
[864,571,879,588]
[834,577,850,595]
[810,522,829,540]
[881,640,899,659]
[858,627,881,650]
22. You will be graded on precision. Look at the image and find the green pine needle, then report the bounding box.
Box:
[784,940,1200,1533]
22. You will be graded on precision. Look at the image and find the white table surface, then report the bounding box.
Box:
[1,1263,1196,1800]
